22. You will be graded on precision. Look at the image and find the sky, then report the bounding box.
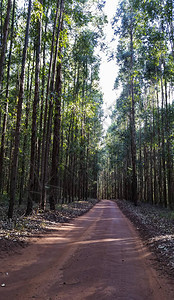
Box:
[99,0,120,131]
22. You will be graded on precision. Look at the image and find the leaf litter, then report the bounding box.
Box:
[116,199,174,278]
[0,199,98,257]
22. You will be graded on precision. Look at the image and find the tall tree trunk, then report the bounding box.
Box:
[0,0,12,89]
[139,124,143,201]
[8,0,32,219]
[143,142,148,202]
[85,131,89,200]
[37,8,48,194]
[42,0,64,208]
[150,119,153,204]
[0,0,15,193]
[49,52,62,210]
[156,82,162,205]
[19,56,34,205]
[130,19,137,206]
[165,79,173,208]
[26,0,42,216]
[160,71,167,207]
[40,0,60,209]
[0,0,3,46]
[152,94,158,204]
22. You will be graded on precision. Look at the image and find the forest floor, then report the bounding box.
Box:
[116,199,174,279]
[0,198,174,280]
[0,199,174,300]
[0,199,98,257]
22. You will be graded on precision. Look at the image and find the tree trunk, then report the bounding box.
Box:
[26,0,42,216]
[0,0,12,89]
[152,94,158,204]
[130,19,137,206]
[8,0,32,219]
[165,79,173,208]
[37,8,48,195]
[150,119,153,204]
[40,0,60,209]
[0,0,3,45]
[160,72,167,207]
[42,0,64,207]
[19,57,34,205]
[156,82,162,205]
[0,0,15,193]
[49,53,62,210]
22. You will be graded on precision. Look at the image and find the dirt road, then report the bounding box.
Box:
[0,200,174,300]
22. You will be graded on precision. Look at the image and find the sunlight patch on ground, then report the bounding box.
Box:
[150,234,174,242]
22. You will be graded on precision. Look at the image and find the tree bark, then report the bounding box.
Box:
[49,54,62,210]
[0,0,12,89]
[0,0,15,193]
[130,18,137,206]
[160,72,167,207]
[19,56,34,205]
[42,0,65,208]
[26,0,42,216]
[40,0,60,209]
[8,0,32,219]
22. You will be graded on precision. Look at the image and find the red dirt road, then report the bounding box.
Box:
[0,200,174,300]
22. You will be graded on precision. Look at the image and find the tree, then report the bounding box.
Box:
[0,0,106,218]
[0,0,15,192]
[8,0,32,218]
[26,0,43,215]
[0,0,12,89]
[102,0,174,209]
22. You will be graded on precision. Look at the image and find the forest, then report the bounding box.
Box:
[99,0,174,210]
[0,0,174,221]
[0,0,106,219]
[1,1,174,298]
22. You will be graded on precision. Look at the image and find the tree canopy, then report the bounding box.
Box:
[99,0,174,209]
[0,0,174,218]
[0,0,106,217]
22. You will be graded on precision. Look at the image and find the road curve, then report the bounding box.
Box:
[0,200,173,300]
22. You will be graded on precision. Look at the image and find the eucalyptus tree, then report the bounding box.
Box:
[42,0,65,209]
[106,0,174,208]
[0,0,12,89]
[0,0,106,218]
[8,0,32,218]
[39,0,64,210]
[136,0,174,208]
[0,0,15,192]
[46,0,105,207]
[49,26,63,211]
[26,0,43,215]
[59,28,103,204]
[112,0,140,205]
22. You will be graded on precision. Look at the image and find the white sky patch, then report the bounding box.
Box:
[99,0,120,132]
[18,0,24,7]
